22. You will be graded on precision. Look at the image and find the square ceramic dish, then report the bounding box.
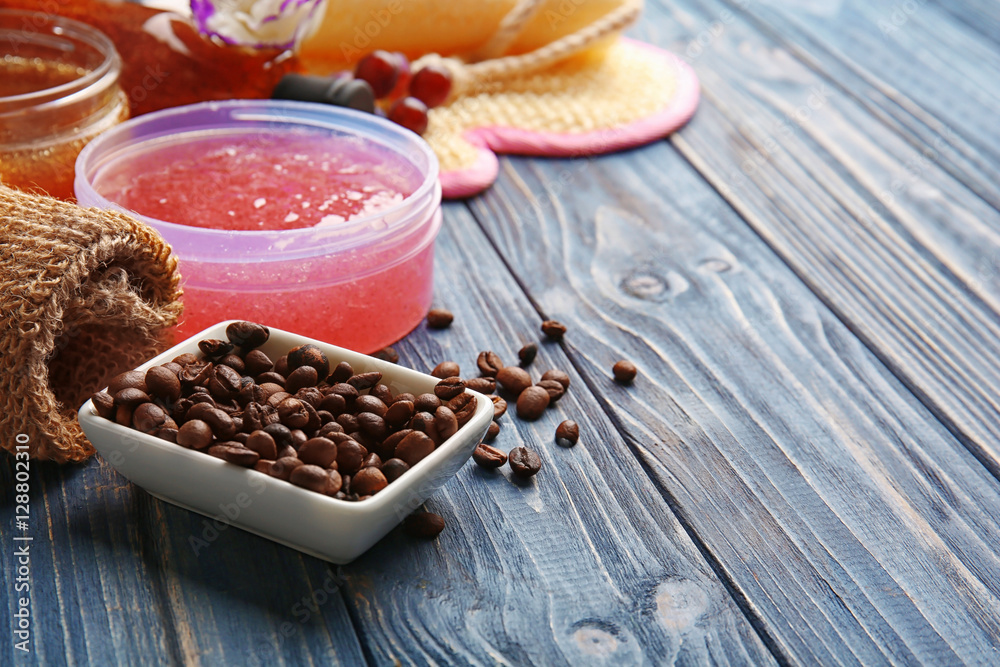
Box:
[77,321,493,564]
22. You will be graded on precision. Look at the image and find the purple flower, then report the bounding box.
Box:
[191,0,327,49]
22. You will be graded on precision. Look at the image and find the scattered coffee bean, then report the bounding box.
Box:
[426,308,453,329]
[465,377,496,394]
[540,369,570,389]
[491,396,508,420]
[612,359,638,384]
[472,443,506,469]
[431,361,460,379]
[403,511,445,538]
[541,320,567,341]
[518,342,538,367]
[373,346,399,363]
[555,420,579,447]
[484,421,500,442]
[537,379,566,403]
[496,366,532,396]
[508,447,542,478]
[476,351,504,377]
[516,386,550,421]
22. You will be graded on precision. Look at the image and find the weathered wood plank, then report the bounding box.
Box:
[333,202,777,666]
[714,0,1000,211]
[467,140,1000,664]
[634,0,1000,471]
[0,454,368,667]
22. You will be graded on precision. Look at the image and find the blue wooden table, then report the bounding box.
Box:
[4,0,1000,664]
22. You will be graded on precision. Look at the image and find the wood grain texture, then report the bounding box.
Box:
[635,0,1000,471]
[467,140,1000,664]
[329,202,776,666]
[0,456,368,667]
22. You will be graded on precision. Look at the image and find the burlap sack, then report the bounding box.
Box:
[0,185,183,463]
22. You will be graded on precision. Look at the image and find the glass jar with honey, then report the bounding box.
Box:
[0,9,128,199]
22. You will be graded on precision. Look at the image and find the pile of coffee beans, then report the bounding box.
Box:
[90,321,477,502]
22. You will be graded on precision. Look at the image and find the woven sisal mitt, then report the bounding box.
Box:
[0,185,183,463]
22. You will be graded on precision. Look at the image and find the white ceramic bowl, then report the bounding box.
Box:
[78,321,493,564]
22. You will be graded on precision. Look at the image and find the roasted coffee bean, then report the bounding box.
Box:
[541,319,567,341]
[472,443,506,469]
[114,387,151,408]
[316,409,335,424]
[395,430,435,466]
[336,439,367,475]
[357,412,388,440]
[319,392,347,415]
[115,404,133,427]
[426,308,453,329]
[371,383,394,405]
[273,355,289,377]
[496,367,531,396]
[179,362,213,386]
[226,321,269,349]
[509,447,542,478]
[199,338,234,358]
[238,382,267,407]
[476,351,504,377]
[218,353,246,374]
[537,379,566,402]
[145,366,181,401]
[355,394,387,417]
[384,399,415,428]
[154,427,178,443]
[244,349,273,376]
[362,452,382,469]
[294,387,324,409]
[351,467,388,496]
[613,360,638,384]
[336,412,359,433]
[491,396,508,420]
[448,393,477,427]
[92,391,115,419]
[377,429,411,460]
[208,443,259,467]
[188,392,217,408]
[434,376,466,400]
[161,362,184,375]
[434,405,459,440]
[285,365,319,393]
[326,469,344,496]
[540,369,570,389]
[245,430,278,460]
[403,512,445,538]
[382,458,410,482]
[289,464,330,493]
[394,392,416,404]
[287,343,330,381]
[257,373,286,389]
[431,361,460,379]
[408,411,438,439]
[232,432,249,444]
[172,353,200,366]
[465,377,496,394]
[516,386,550,420]
[298,437,338,467]
[318,421,345,439]
[413,393,441,413]
[268,456,303,481]
[289,429,308,448]
[263,422,292,445]
[209,364,242,399]
[277,444,298,459]
[555,420,580,447]
[133,403,169,434]
[108,369,147,395]
[330,361,353,383]
[373,346,399,363]
[484,421,500,442]
[170,397,192,424]
[277,397,310,429]
[518,342,538,367]
[347,371,381,390]
[267,391,293,409]
[186,403,236,439]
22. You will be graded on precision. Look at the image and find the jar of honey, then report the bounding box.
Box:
[0,9,128,199]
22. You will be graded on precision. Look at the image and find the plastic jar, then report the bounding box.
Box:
[75,100,442,353]
[0,9,128,199]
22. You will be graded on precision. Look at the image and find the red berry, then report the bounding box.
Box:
[354,50,400,99]
[388,97,429,135]
[409,65,452,108]
[386,52,411,101]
